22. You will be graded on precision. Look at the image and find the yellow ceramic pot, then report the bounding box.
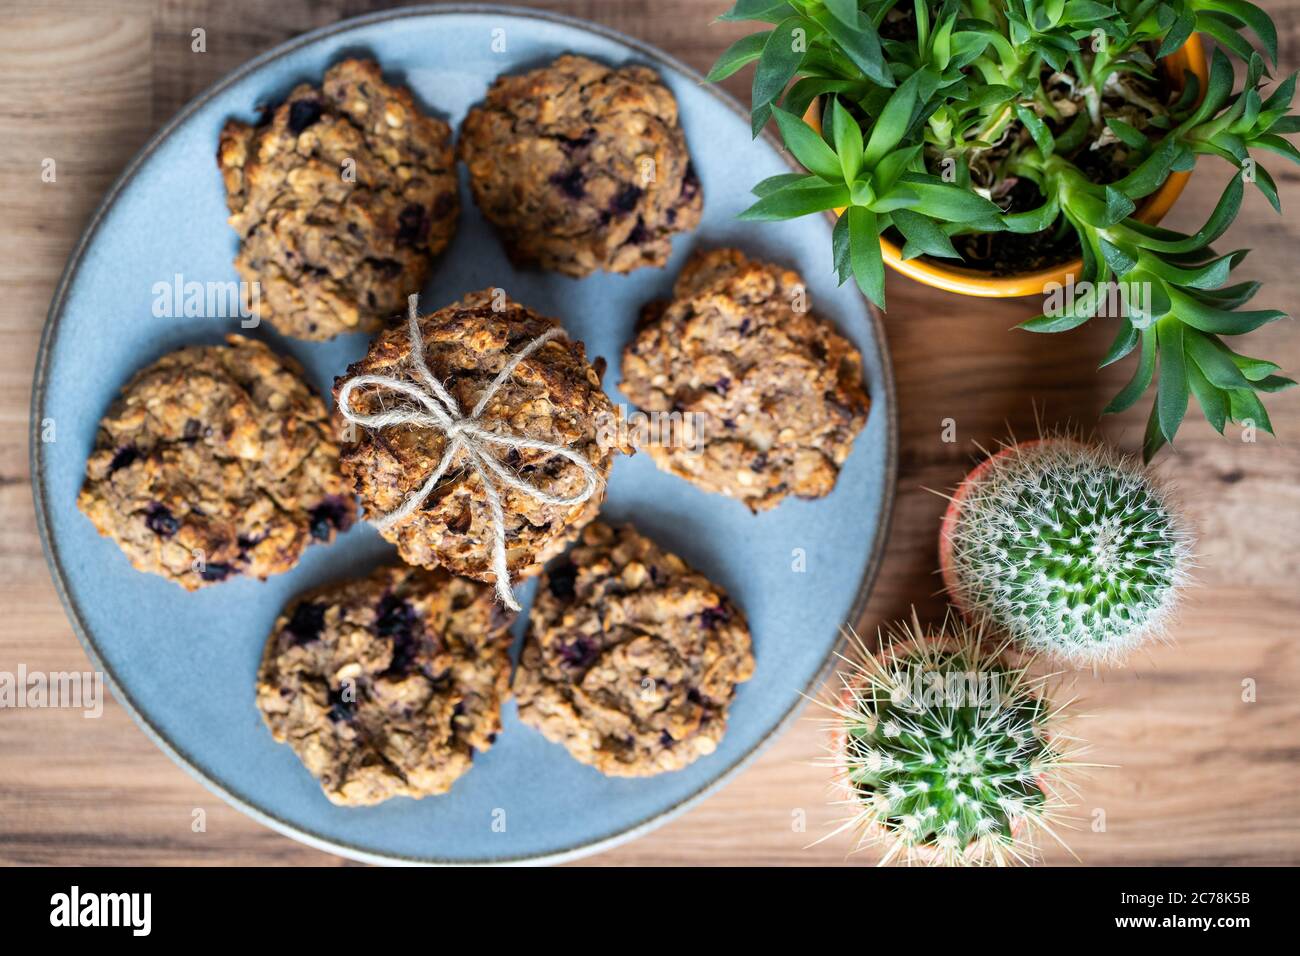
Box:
[802,35,1208,298]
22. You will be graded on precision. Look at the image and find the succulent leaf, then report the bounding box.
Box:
[708,0,1295,453]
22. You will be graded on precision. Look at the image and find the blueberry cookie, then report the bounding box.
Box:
[457,54,701,276]
[77,335,354,590]
[256,564,514,806]
[620,248,870,511]
[514,522,754,777]
[218,58,458,340]
[334,289,629,586]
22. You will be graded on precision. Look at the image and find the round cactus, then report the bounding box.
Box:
[940,439,1193,667]
[826,614,1083,866]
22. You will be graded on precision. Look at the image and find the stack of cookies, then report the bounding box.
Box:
[77,55,870,805]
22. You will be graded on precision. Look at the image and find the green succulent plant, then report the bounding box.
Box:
[942,439,1193,665]
[710,0,1298,459]
[826,613,1086,865]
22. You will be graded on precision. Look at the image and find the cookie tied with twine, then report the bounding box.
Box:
[335,291,625,609]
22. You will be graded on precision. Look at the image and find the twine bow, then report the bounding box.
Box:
[337,294,602,610]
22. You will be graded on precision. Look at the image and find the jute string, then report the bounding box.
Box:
[337,294,601,610]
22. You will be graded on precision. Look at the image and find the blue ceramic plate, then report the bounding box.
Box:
[31,4,896,864]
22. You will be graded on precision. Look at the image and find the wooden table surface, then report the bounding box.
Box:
[2,0,1297,867]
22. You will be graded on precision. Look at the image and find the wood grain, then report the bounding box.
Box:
[1,0,1297,866]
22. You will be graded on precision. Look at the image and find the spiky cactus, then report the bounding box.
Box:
[941,440,1193,667]
[825,614,1083,866]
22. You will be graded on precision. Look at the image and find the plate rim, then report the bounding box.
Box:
[29,2,899,866]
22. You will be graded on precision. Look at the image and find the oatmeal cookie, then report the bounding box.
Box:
[620,248,869,511]
[457,54,701,276]
[335,289,629,586]
[514,522,754,776]
[218,58,458,340]
[77,335,354,590]
[256,564,514,806]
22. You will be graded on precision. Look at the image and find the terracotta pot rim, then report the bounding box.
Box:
[803,34,1209,298]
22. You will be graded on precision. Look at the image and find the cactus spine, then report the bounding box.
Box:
[824,614,1084,866]
[943,439,1192,667]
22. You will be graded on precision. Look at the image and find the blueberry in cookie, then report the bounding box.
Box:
[620,248,870,511]
[334,289,629,587]
[218,58,458,340]
[77,335,355,589]
[256,564,515,806]
[514,522,754,777]
[457,54,702,277]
